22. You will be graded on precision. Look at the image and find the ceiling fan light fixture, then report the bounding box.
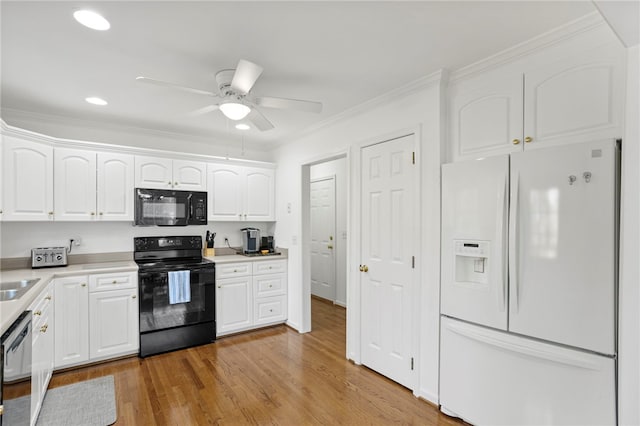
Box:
[219,102,251,121]
[73,10,110,31]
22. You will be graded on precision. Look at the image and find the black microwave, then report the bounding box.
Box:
[134,188,207,226]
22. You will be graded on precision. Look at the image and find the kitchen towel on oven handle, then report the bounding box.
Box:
[168,270,191,304]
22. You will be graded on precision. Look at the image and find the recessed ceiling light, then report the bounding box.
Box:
[85,97,108,106]
[73,10,110,31]
[235,123,251,130]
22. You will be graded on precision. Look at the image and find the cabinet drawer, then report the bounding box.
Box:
[254,274,286,297]
[253,260,286,275]
[89,271,137,292]
[254,295,287,326]
[216,262,252,279]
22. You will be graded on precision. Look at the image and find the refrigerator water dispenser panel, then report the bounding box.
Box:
[454,240,490,285]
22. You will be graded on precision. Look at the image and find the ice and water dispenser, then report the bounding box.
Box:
[454,240,490,285]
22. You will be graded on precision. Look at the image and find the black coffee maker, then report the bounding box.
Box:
[260,236,275,253]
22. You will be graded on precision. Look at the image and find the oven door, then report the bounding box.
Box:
[138,264,215,333]
[135,188,190,226]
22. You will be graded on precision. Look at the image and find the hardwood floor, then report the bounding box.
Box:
[49,298,463,425]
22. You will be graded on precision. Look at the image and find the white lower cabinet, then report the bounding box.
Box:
[54,271,138,369]
[54,276,89,368]
[216,259,287,336]
[29,282,54,426]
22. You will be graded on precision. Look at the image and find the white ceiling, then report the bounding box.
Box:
[1,1,597,150]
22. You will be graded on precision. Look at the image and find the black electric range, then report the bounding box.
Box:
[134,236,216,357]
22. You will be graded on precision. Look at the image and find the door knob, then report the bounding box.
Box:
[359,265,369,272]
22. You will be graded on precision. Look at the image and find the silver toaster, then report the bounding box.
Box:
[31,247,68,268]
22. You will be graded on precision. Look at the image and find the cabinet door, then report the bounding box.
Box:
[173,159,206,191]
[89,288,139,360]
[97,152,134,220]
[449,71,523,161]
[54,148,97,221]
[135,155,173,189]
[216,276,253,335]
[207,163,244,221]
[54,276,89,368]
[254,295,287,326]
[2,136,54,221]
[244,167,275,221]
[523,41,625,151]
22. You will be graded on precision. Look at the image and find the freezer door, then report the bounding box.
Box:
[440,316,616,425]
[509,140,617,354]
[441,155,509,330]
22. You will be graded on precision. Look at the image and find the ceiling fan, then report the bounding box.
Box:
[136,59,323,131]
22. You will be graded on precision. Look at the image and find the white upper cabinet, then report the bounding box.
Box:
[54,148,97,221]
[55,148,134,221]
[97,152,134,220]
[2,135,54,221]
[244,167,275,221]
[449,27,625,161]
[207,163,275,221]
[135,155,205,190]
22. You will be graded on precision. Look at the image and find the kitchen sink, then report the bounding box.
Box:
[0,278,40,301]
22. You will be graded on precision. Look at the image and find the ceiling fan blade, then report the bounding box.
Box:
[136,76,218,97]
[254,96,323,113]
[188,104,219,116]
[230,60,263,95]
[246,108,274,132]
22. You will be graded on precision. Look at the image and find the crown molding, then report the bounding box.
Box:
[0,117,275,168]
[274,69,446,148]
[449,11,607,84]
[0,107,274,154]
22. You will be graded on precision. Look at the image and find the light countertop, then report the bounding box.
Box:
[1,261,138,335]
[204,252,287,264]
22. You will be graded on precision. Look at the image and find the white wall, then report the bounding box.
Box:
[272,72,444,403]
[0,221,275,258]
[310,158,347,306]
[618,45,639,426]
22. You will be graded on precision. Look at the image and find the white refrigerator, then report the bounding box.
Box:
[439,140,618,425]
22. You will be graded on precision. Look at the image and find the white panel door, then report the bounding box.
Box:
[54,276,89,368]
[360,134,415,389]
[216,276,253,335]
[509,140,617,354]
[207,163,244,221]
[2,136,54,221]
[173,159,206,191]
[244,167,275,221]
[441,155,509,330]
[89,289,139,359]
[523,41,625,150]
[135,155,173,189]
[97,152,134,220]
[310,177,336,301]
[54,148,97,221]
[440,317,616,425]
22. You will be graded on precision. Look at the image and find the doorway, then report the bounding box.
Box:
[302,155,348,338]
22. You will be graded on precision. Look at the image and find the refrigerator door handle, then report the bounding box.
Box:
[509,172,519,313]
[495,171,508,312]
